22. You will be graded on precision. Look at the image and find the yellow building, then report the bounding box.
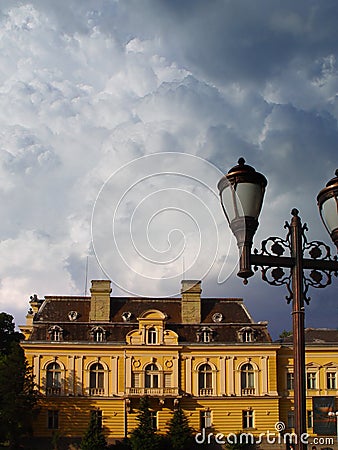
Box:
[20,279,338,448]
[278,328,338,442]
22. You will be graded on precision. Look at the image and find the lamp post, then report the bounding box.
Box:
[328,411,338,443]
[218,158,338,450]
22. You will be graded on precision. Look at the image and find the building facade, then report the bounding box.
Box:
[20,280,338,447]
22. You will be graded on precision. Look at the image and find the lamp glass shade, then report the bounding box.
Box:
[218,158,267,224]
[317,169,338,249]
[320,196,338,234]
[220,182,264,222]
[219,183,238,223]
[236,183,265,219]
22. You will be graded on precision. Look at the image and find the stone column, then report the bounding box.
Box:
[76,356,84,395]
[261,356,268,395]
[33,355,41,389]
[220,357,226,395]
[67,355,75,395]
[228,356,235,396]
[185,357,192,395]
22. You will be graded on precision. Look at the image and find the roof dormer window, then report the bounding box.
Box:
[197,327,214,343]
[238,327,256,343]
[90,326,106,343]
[147,327,157,345]
[48,325,63,342]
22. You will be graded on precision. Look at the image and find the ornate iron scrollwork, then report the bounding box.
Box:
[302,229,336,304]
[252,219,337,305]
[253,226,293,302]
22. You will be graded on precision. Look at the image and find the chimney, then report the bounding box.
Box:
[181,280,201,324]
[90,280,111,322]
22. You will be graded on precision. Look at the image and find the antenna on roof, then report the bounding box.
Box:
[84,256,89,296]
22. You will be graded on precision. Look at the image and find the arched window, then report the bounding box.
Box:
[147,327,157,344]
[90,326,105,342]
[89,363,104,395]
[241,363,255,394]
[197,327,214,343]
[145,363,159,389]
[238,327,255,343]
[198,364,213,395]
[48,325,63,342]
[46,362,61,395]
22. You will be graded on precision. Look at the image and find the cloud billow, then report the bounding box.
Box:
[0,0,337,338]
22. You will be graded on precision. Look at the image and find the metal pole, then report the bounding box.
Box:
[290,210,307,450]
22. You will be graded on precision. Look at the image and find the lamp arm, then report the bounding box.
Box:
[250,254,338,272]
[244,211,338,303]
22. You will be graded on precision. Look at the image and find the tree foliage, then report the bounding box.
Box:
[81,411,107,450]
[0,312,23,355]
[166,406,195,450]
[129,397,161,450]
[0,313,38,449]
[225,432,256,450]
[279,329,292,340]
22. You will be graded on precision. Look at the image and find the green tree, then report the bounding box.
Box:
[0,312,23,355]
[166,406,195,450]
[129,397,161,450]
[0,340,39,448]
[279,329,292,340]
[81,411,107,450]
[225,432,256,450]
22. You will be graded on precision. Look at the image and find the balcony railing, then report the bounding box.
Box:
[46,387,61,396]
[242,388,255,395]
[199,388,214,396]
[126,387,179,396]
[89,388,105,396]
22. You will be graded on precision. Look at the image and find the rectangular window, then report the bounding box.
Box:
[200,410,212,429]
[307,410,313,428]
[164,373,171,387]
[95,331,103,342]
[147,328,157,344]
[91,410,103,429]
[51,331,61,341]
[287,411,294,429]
[47,410,59,429]
[306,372,317,389]
[145,373,158,388]
[243,331,253,342]
[132,373,140,388]
[150,411,157,430]
[287,372,294,390]
[202,331,211,343]
[242,410,254,429]
[327,372,336,389]
[90,371,104,389]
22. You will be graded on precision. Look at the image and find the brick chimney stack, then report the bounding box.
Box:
[90,280,111,322]
[181,280,201,324]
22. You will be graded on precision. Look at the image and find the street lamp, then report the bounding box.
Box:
[218,158,338,450]
[328,411,338,443]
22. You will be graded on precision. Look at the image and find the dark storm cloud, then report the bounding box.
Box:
[0,0,337,338]
[123,0,338,86]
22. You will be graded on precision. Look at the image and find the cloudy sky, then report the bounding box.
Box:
[0,0,337,338]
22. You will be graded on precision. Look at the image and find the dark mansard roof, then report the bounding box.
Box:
[281,328,338,345]
[28,295,272,344]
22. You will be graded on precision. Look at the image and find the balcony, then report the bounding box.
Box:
[242,388,255,396]
[199,388,214,396]
[46,387,61,396]
[126,387,179,396]
[89,388,105,396]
